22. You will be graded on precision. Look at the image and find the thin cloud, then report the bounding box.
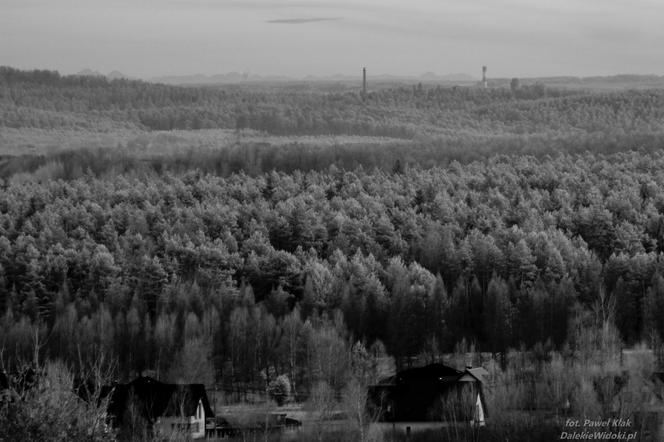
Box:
[267,17,342,24]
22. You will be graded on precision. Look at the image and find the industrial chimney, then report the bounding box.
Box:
[362,67,367,97]
[482,66,487,88]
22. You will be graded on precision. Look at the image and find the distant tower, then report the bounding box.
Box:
[482,66,487,88]
[362,67,367,96]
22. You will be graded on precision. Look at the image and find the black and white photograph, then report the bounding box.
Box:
[2,1,664,441]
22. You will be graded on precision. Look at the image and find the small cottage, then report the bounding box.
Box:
[368,363,488,425]
[101,376,214,439]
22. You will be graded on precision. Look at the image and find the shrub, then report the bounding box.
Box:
[267,375,291,405]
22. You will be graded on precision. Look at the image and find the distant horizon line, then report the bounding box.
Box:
[4,65,664,83]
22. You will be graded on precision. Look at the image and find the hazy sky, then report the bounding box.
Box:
[2,0,664,78]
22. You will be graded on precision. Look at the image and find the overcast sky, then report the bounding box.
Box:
[2,0,663,79]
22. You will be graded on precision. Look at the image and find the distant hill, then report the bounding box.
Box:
[107,70,130,80]
[7,65,664,152]
[150,71,477,85]
[76,69,104,77]
[76,69,132,80]
[490,74,664,90]
[150,72,293,85]
[419,72,476,82]
[72,69,664,89]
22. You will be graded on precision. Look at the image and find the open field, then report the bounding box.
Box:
[0,127,411,156]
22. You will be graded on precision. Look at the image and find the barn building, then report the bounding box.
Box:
[368,363,488,425]
[100,376,214,439]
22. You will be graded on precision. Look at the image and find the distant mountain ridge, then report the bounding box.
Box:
[76,69,132,80]
[149,72,477,85]
[72,67,664,89]
[150,72,292,85]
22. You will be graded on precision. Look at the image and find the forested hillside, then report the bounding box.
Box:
[3,151,664,392]
[3,66,664,414]
[5,66,664,144]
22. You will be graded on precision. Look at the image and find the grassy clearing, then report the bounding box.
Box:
[0,127,410,156]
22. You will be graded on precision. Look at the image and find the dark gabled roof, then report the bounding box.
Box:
[465,367,489,382]
[373,364,487,387]
[368,363,489,422]
[395,363,464,385]
[101,376,214,425]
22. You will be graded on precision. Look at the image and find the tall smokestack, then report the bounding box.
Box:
[362,67,367,96]
[482,66,487,88]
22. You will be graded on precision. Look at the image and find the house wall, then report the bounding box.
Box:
[154,417,189,439]
[370,381,485,423]
[472,393,485,426]
[153,402,205,441]
[190,400,206,439]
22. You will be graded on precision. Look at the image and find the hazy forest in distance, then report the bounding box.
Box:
[4,66,664,441]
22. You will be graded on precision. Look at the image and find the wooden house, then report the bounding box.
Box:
[101,376,214,440]
[368,363,488,425]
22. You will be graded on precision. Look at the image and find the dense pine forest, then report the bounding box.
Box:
[3,67,664,441]
[3,152,664,376]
